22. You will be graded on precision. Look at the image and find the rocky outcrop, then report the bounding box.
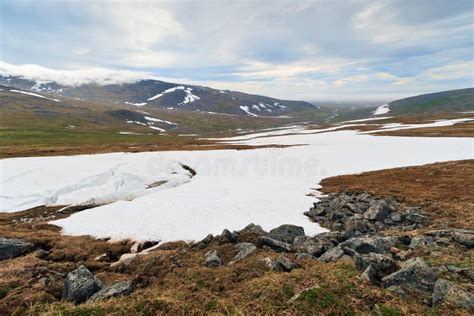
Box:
[204,250,221,268]
[0,237,34,261]
[89,280,133,302]
[382,258,437,292]
[258,236,292,253]
[231,242,257,263]
[268,225,305,244]
[62,266,103,304]
[432,279,474,310]
[264,255,298,272]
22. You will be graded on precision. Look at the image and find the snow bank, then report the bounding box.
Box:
[373,104,390,115]
[1,129,472,242]
[10,89,60,102]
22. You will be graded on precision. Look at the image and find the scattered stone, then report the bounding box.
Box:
[355,253,397,284]
[435,238,450,247]
[364,200,392,221]
[240,223,267,236]
[452,232,474,248]
[231,242,257,263]
[387,285,407,297]
[405,208,428,224]
[268,225,305,244]
[292,236,326,257]
[217,229,239,244]
[0,237,34,261]
[62,265,103,304]
[409,235,434,249]
[89,280,133,302]
[131,241,158,253]
[35,249,49,259]
[382,257,437,292]
[345,219,369,234]
[295,252,314,259]
[432,278,474,310]
[339,236,398,254]
[319,247,345,263]
[193,234,213,250]
[204,250,221,268]
[258,236,292,252]
[389,247,401,254]
[269,255,298,272]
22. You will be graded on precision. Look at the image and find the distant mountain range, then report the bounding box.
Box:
[0,75,315,117]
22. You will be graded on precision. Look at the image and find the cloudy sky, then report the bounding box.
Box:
[0,0,472,101]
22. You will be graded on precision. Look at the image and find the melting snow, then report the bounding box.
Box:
[239,106,259,117]
[373,104,390,115]
[125,102,148,106]
[10,90,60,102]
[147,86,200,105]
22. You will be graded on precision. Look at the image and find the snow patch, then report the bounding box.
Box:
[239,106,259,117]
[10,89,60,102]
[373,104,390,115]
[125,101,148,106]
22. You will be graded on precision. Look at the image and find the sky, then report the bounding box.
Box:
[0,0,473,101]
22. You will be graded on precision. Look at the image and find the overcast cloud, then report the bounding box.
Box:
[0,0,472,101]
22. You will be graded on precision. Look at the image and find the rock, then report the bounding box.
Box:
[204,250,221,268]
[409,235,434,249]
[387,285,407,298]
[292,236,326,257]
[339,236,398,254]
[268,225,305,244]
[452,232,474,248]
[131,241,158,253]
[94,253,108,262]
[240,223,267,236]
[0,237,34,261]
[193,234,213,250]
[432,279,474,310]
[110,253,137,267]
[435,238,450,247]
[385,212,403,224]
[405,208,428,224]
[382,258,437,292]
[231,242,257,263]
[355,253,397,284]
[62,265,103,304]
[319,246,345,262]
[295,252,314,259]
[258,236,292,252]
[364,200,392,221]
[35,249,49,259]
[89,280,133,302]
[345,219,369,234]
[217,229,239,244]
[269,255,298,272]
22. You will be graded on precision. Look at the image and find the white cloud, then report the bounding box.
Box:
[0,61,154,86]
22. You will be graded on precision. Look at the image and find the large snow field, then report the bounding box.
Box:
[1,129,472,242]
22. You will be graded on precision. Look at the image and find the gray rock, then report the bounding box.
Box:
[432,279,474,310]
[319,247,345,262]
[217,229,239,244]
[268,225,305,244]
[292,236,326,257]
[435,238,451,247]
[232,242,257,263]
[270,255,298,272]
[35,249,49,259]
[89,280,133,302]
[385,212,403,224]
[295,252,315,259]
[62,265,103,304]
[452,232,474,248]
[339,236,398,254]
[345,219,369,234]
[382,258,437,292]
[409,235,434,249]
[193,234,213,250]
[355,253,397,284]
[364,200,392,221]
[240,223,266,236]
[405,208,428,224]
[204,250,221,268]
[0,237,34,261]
[258,236,292,252]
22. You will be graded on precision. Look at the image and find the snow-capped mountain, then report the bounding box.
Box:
[0,75,315,117]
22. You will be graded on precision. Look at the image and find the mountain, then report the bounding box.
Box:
[374,88,474,116]
[0,75,315,117]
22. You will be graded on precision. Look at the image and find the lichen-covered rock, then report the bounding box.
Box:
[268,225,305,244]
[364,200,392,221]
[204,250,221,268]
[62,265,103,304]
[432,279,474,310]
[452,232,474,248]
[268,255,298,272]
[231,242,257,263]
[382,258,437,292]
[409,235,434,249]
[339,236,398,254]
[0,237,34,261]
[217,229,239,244]
[318,246,345,263]
[258,236,292,252]
[89,280,133,302]
[355,253,397,284]
[292,236,326,257]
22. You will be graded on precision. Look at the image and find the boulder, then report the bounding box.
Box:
[382,258,437,292]
[319,247,345,263]
[62,265,103,304]
[363,200,392,221]
[0,237,34,261]
[339,236,398,254]
[217,229,239,244]
[292,236,326,257]
[130,241,158,253]
[231,242,257,263]
[35,249,49,260]
[432,279,474,310]
[258,236,292,252]
[193,234,213,250]
[269,255,298,272]
[355,253,397,284]
[268,225,305,244]
[409,235,434,249]
[204,250,221,268]
[240,223,266,236]
[452,232,474,248]
[89,280,133,302]
[405,208,428,224]
[345,219,369,234]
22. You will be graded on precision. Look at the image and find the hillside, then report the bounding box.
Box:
[0,76,315,117]
[373,88,474,116]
